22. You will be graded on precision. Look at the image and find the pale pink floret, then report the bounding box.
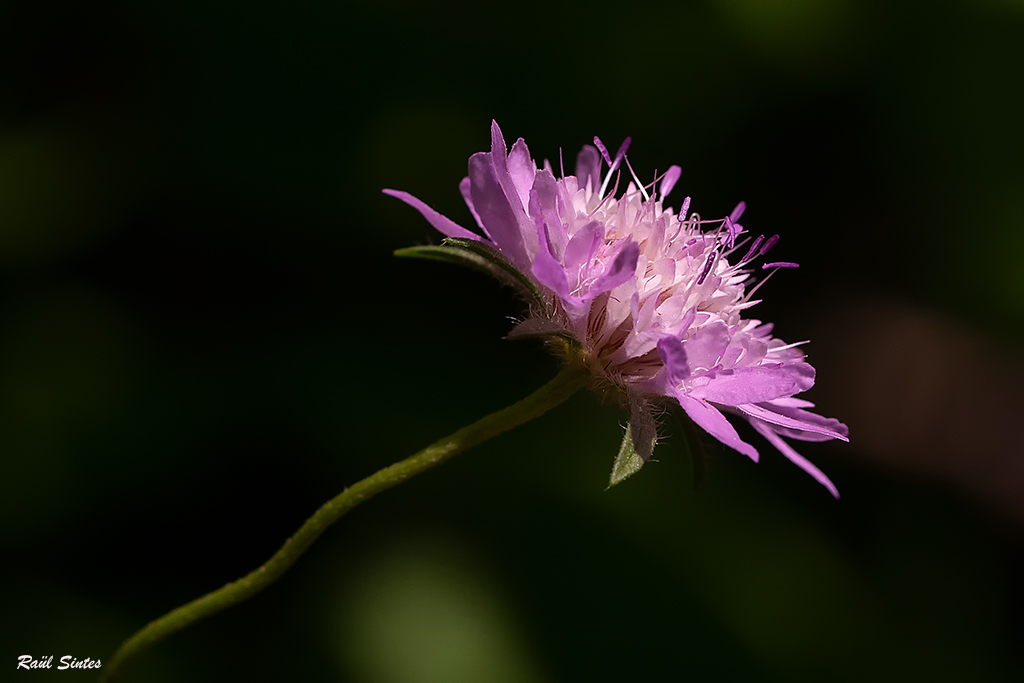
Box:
[385,121,848,495]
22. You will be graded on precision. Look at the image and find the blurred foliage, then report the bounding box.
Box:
[1,0,1022,681]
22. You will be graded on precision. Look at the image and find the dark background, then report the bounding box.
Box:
[2,0,1023,681]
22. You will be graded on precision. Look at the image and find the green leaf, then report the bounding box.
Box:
[394,238,542,307]
[608,423,645,487]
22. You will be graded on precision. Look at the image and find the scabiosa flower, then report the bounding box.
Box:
[386,121,848,495]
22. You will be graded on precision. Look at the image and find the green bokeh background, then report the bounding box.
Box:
[2,0,1023,680]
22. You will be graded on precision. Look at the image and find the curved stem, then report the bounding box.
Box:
[101,362,589,682]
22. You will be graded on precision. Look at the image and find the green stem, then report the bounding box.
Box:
[100,362,588,682]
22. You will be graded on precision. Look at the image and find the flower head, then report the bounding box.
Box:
[386,121,848,495]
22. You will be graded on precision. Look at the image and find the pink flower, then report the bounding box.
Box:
[386,121,848,495]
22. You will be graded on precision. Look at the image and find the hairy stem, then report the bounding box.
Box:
[101,362,588,682]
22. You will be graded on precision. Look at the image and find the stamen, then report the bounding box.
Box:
[559,147,565,179]
[769,339,810,353]
[679,196,691,222]
[599,137,632,196]
[740,235,764,263]
[614,137,632,164]
[742,271,773,301]
[759,234,779,256]
[741,264,794,303]
[588,171,621,218]
[697,251,716,285]
[594,137,612,166]
[721,216,742,249]
[721,235,753,259]
[624,156,650,201]
[729,201,746,223]
[659,165,682,200]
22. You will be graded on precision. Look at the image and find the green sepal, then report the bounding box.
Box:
[608,423,645,487]
[394,238,542,307]
[505,318,577,344]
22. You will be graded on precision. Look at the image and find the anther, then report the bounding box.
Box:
[741,235,764,263]
[697,252,716,285]
[759,234,779,256]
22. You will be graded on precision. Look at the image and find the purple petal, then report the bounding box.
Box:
[458,177,491,238]
[531,246,572,300]
[530,194,556,256]
[688,362,816,406]
[563,221,602,282]
[660,165,682,199]
[735,403,848,442]
[678,393,759,462]
[530,168,559,213]
[575,145,602,193]
[755,401,849,442]
[588,241,640,296]
[468,152,530,269]
[489,121,521,212]
[529,170,567,257]
[382,189,484,242]
[749,420,839,498]
[656,336,691,384]
[767,397,816,409]
[488,122,537,258]
[507,137,535,211]
[490,120,508,168]
[684,322,731,370]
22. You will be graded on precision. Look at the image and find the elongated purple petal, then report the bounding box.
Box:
[678,393,759,461]
[507,137,535,211]
[488,121,537,258]
[458,177,491,238]
[531,247,571,300]
[688,362,815,406]
[563,221,602,282]
[735,403,848,441]
[529,173,567,259]
[749,419,839,498]
[490,120,508,168]
[768,397,816,409]
[468,152,529,269]
[588,241,640,296]
[382,189,484,242]
[754,401,849,442]
[656,336,690,384]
